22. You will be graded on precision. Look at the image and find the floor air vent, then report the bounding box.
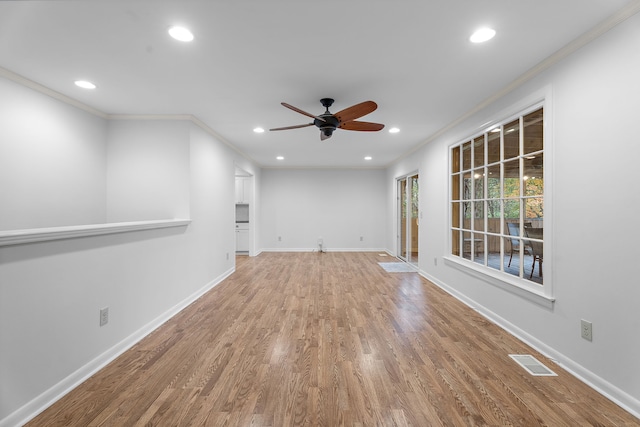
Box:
[509,354,557,376]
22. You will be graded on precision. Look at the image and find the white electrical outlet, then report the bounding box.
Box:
[360,236,364,241]
[278,236,282,242]
[581,319,592,341]
[100,307,109,327]
[226,252,229,260]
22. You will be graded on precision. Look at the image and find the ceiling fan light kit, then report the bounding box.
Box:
[270,98,385,141]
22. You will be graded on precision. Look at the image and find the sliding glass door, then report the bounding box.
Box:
[398,174,419,265]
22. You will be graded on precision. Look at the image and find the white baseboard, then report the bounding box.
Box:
[417,268,640,420]
[2,267,234,427]
[259,247,390,253]
[13,261,633,426]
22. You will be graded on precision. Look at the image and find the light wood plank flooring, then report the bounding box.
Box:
[27,252,639,426]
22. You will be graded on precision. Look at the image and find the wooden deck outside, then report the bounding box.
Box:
[27,252,638,426]
[467,252,544,285]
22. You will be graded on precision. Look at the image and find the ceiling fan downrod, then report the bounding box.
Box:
[317,98,338,138]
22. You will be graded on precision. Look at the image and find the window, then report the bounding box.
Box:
[450,106,544,286]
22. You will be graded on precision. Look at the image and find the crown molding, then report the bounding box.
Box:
[0,66,108,118]
[107,113,255,163]
[0,66,257,163]
[392,0,640,166]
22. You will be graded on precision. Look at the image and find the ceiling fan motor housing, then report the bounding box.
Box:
[315,114,339,137]
[316,98,338,137]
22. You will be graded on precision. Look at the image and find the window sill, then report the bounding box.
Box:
[0,219,191,247]
[442,255,555,309]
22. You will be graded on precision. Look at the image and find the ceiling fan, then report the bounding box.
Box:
[270,98,384,141]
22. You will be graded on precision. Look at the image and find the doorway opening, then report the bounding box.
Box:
[397,173,419,266]
[235,166,253,256]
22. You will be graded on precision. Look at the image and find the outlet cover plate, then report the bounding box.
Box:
[581,319,592,341]
[100,307,109,327]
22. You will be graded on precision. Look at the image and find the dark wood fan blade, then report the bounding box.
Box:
[269,123,314,131]
[339,121,385,132]
[281,103,326,122]
[334,101,377,123]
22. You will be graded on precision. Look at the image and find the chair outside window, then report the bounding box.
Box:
[525,226,543,279]
[505,222,532,267]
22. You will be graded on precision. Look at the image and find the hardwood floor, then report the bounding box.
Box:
[27,252,639,426]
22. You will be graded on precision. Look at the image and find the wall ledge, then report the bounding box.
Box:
[442,255,555,309]
[0,219,191,247]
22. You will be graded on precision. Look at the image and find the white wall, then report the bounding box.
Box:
[0,77,107,230]
[186,124,237,281]
[0,83,247,424]
[106,120,191,222]
[260,169,388,251]
[391,11,640,415]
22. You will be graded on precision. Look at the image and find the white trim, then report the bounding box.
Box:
[395,172,420,265]
[462,92,549,145]
[417,268,640,419]
[0,67,259,166]
[0,66,107,118]
[260,165,386,171]
[447,93,553,300]
[259,248,391,253]
[389,2,640,167]
[108,114,250,160]
[1,267,235,427]
[443,256,554,309]
[0,219,191,247]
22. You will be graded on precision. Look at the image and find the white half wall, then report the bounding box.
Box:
[0,84,250,424]
[260,169,388,252]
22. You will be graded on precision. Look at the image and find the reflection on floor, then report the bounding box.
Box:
[464,252,543,285]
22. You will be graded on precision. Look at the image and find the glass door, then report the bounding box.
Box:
[399,178,408,260]
[398,174,419,265]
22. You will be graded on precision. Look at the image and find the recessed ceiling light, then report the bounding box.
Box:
[364,156,372,160]
[253,127,265,133]
[276,156,284,160]
[470,27,496,43]
[168,26,194,42]
[74,80,96,89]
[389,127,400,134]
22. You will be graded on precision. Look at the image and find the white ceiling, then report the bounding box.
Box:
[0,1,634,168]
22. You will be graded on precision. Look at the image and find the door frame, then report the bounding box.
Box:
[235,166,255,256]
[396,172,419,265]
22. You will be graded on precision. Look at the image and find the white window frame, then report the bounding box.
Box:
[443,94,554,307]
